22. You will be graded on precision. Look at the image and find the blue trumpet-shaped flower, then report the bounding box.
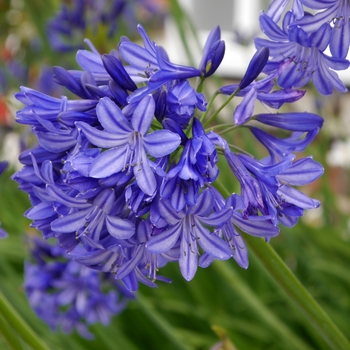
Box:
[24,238,133,338]
[147,189,233,281]
[77,95,181,196]
[294,0,350,59]
[255,11,349,94]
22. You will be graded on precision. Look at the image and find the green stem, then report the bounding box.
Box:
[196,76,206,93]
[213,262,313,350]
[0,313,24,350]
[243,235,350,350]
[204,88,240,128]
[226,143,252,156]
[0,290,50,350]
[136,293,192,350]
[209,124,238,136]
[200,91,220,124]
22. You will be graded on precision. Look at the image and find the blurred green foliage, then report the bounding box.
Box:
[1,0,350,349]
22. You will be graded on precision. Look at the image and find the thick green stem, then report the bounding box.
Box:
[136,293,193,350]
[0,313,24,350]
[0,290,50,350]
[213,262,313,350]
[244,235,350,350]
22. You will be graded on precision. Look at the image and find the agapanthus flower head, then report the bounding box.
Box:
[47,0,167,53]
[292,0,350,59]
[13,21,323,293]
[255,10,350,94]
[24,238,133,338]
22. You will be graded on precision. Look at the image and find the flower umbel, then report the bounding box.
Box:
[13,22,323,300]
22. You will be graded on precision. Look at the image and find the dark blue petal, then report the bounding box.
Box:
[102,54,137,91]
[239,47,269,90]
[255,112,323,131]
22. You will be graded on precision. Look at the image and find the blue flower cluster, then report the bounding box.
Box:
[255,0,350,95]
[47,0,166,52]
[13,24,323,292]
[24,238,133,338]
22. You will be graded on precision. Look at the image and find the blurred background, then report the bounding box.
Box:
[0,0,350,349]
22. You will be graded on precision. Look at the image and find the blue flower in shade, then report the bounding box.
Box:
[47,0,149,53]
[147,189,233,281]
[293,0,350,59]
[255,11,350,94]
[71,218,175,292]
[24,238,133,338]
[77,95,181,196]
[115,219,175,291]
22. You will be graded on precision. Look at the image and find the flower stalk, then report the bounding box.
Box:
[0,289,50,350]
[244,234,350,350]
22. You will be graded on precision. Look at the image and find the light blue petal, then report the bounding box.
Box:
[233,88,257,125]
[131,95,155,135]
[106,216,135,239]
[146,222,182,253]
[77,122,130,148]
[144,130,181,157]
[195,221,232,259]
[76,49,106,73]
[232,212,280,237]
[199,207,233,227]
[179,236,198,281]
[134,149,157,196]
[89,146,128,178]
[278,185,320,209]
[96,97,133,133]
[277,157,324,185]
[51,208,90,233]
